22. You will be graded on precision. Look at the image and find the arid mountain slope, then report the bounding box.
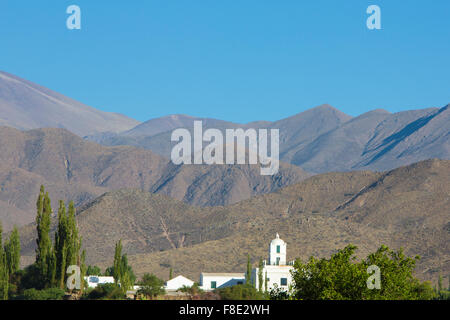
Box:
[86,103,449,174]
[0,71,140,136]
[17,159,450,283]
[0,126,309,230]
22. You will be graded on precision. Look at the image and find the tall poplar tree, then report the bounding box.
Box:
[54,200,84,291]
[258,258,264,292]
[4,226,21,278]
[246,254,252,286]
[0,222,9,300]
[35,185,56,288]
[112,239,134,294]
[55,200,69,289]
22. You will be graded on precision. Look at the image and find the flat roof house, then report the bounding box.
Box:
[199,273,245,291]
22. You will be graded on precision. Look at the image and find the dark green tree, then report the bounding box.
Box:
[215,284,266,300]
[246,253,252,286]
[0,222,9,299]
[86,265,102,276]
[111,240,134,294]
[137,273,165,299]
[291,244,436,300]
[55,200,69,289]
[35,186,56,288]
[113,240,123,285]
[4,226,21,279]
[258,258,263,292]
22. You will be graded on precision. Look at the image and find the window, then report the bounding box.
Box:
[280,278,288,286]
[237,281,243,285]
[276,245,280,253]
[89,276,99,283]
[211,281,217,289]
[276,257,280,265]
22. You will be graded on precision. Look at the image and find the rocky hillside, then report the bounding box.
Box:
[16,159,450,283]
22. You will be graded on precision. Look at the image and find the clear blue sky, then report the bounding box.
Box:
[0,0,449,123]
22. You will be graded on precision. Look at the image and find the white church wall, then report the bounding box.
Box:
[200,273,245,291]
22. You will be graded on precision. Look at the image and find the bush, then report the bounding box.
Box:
[87,283,124,300]
[215,284,267,300]
[20,288,65,300]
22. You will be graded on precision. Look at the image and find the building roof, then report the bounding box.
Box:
[166,275,194,283]
[201,273,245,277]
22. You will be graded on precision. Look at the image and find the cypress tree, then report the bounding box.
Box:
[246,254,252,286]
[4,226,21,279]
[55,200,69,289]
[258,258,263,292]
[113,240,123,285]
[0,222,9,300]
[35,186,56,288]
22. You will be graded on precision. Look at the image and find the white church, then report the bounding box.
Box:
[196,233,294,292]
[250,233,294,292]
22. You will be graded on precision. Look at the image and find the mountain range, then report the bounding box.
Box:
[0,71,448,284]
[0,126,308,231]
[0,71,139,136]
[16,159,450,283]
[86,104,449,174]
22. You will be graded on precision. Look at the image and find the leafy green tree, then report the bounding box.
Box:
[54,200,69,289]
[246,253,252,286]
[86,266,102,276]
[19,287,65,300]
[35,186,56,288]
[87,283,124,300]
[0,222,9,300]
[4,226,21,278]
[215,284,267,300]
[137,273,165,299]
[291,244,436,300]
[177,282,203,297]
[111,240,135,294]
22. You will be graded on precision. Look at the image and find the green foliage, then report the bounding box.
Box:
[178,282,203,296]
[246,253,252,286]
[19,287,65,300]
[110,240,135,294]
[86,265,102,276]
[35,186,56,288]
[258,259,263,292]
[137,273,165,299]
[0,223,9,300]
[291,244,437,300]
[87,283,124,300]
[4,226,21,277]
[269,284,292,300]
[215,284,267,300]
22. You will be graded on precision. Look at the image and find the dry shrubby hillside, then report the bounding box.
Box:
[17,159,450,283]
[0,126,309,230]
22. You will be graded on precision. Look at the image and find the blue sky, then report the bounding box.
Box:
[0,0,449,123]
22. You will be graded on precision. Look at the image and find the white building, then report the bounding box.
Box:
[199,273,245,291]
[251,234,294,292]
[84,276,115,288]
[165,275,195,291]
